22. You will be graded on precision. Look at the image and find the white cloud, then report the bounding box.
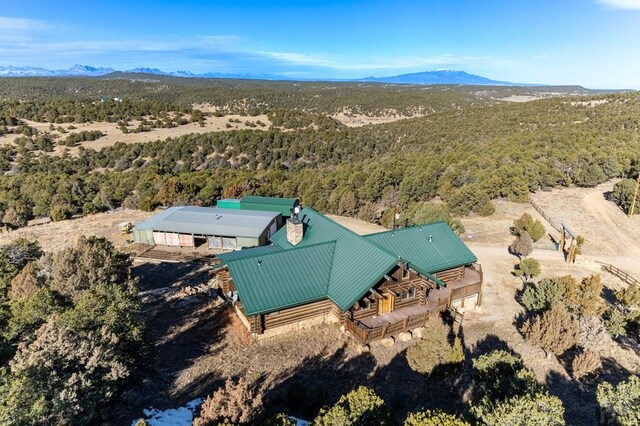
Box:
[259,50,521,75]
[0,16,50,31]
[595,0,640,9]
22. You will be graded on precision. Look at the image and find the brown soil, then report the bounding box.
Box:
[0,209,153,252]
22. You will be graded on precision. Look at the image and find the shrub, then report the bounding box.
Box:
[357,202,378,223]
[8,262,42,300]
[571,349,601,380]
[194,377,263,426]
[0,319,133,425]
[520,278,564,312]
[314,386,389,426]
[512,258,541,283]
[404,410,470,425]
[564,274,604,317]
[617,283,640,308]
[605,308,628,338]
[513,213,546,242]
[510,233,533,259]
[50,236,132,300]
[578,316,608,351]
[471,392,565,426]
[597,375,640,425]
[521,304,578,356]
[407,317,463,378]
[404,202,464,234]
[472,350,539,401]
[611,178,640,215]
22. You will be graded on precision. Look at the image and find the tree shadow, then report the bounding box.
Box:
[263,344,377,420]
[545,370,595,426]
[601,286,618,306]
[113,261,229,422]
[545,355,634,426]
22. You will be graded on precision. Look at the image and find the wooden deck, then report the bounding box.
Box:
[345,264,483,344]
[359,302,440,329]
[447,266,482,290]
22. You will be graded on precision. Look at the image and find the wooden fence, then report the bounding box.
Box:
[529,200,562,233]
[600,263,640,286]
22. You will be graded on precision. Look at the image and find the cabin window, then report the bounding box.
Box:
[361,299,373,310]
[402,268,410,280]
[409,287,416,298]
[400,290,408,300]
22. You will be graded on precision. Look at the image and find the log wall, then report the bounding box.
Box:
[435,266,465,283]
[262,299,333,330]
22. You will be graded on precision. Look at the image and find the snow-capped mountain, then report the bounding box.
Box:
[0,64,114,77]
[0,64,528,86]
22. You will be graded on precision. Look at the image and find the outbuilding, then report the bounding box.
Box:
[132,206,280,251]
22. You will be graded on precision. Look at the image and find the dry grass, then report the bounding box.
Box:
[1,114,273,156]
[0,209,153,252]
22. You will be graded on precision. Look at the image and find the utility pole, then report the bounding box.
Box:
[630,173,640,217]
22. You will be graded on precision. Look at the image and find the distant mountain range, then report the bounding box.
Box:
[0,64,525,86]
[360,70,515,85]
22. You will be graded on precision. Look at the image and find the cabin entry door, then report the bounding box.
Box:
[378,294,395,315]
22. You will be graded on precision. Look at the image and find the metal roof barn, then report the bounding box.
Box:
[132,206,281,250]
[239,196,300,217]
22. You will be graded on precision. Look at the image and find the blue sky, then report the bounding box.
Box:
[1,0,640,88]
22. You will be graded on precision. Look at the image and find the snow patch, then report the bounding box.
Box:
[292,417,310,426]
[131,399,202,426]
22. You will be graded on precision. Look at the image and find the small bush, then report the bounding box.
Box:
[571,349,601,380]
[314,386,389,426]
[597,375,640,425]
[510,233,533,259]
[521,304,578,356]
[520,278,565,312]
[404,410,470,425]
[194,377,263,426]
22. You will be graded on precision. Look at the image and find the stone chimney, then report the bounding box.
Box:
[286,218,304,245]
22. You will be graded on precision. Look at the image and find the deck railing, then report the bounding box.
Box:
[345,307,444,344]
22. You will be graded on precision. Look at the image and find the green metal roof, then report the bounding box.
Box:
[222,211,477,316]
[363,222,478,274]
[216,198,241,209]
[240,196,300,217]
[217,245,283,263]
[270,208,399,311]
[224,242,335,315]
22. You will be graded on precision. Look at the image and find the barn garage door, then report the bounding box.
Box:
[179,234,194,247]
[153,232,166,245]
[165,233,180,246]
[208,236,222,249]
[222,237,237,250]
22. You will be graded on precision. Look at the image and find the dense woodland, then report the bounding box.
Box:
[0,78,638,228]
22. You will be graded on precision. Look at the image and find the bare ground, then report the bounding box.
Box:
[0,114,272,155]
[0,209,153,252]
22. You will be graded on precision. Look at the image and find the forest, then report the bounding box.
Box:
[0,78,638,229]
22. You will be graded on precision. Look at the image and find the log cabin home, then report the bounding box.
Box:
[217,207,482,344]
